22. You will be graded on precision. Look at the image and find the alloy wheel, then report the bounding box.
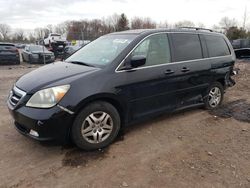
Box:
[208,87,222,108]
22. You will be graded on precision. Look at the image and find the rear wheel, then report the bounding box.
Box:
[204,82,224,109]
[71,101,121,150]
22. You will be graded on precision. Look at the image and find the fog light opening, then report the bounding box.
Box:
[29,129,39,137]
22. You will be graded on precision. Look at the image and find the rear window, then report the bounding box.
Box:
[171,33,203,61]
[204,35,231,57]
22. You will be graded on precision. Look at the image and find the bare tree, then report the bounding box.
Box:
[219,17,237,30]
[131,17,143,29]
[143,17,156,29]
[131,17,156,29]
[106,13,120,31]
[13,29,25,42]
[34,27,49,40]
[174,20,195,28]
[157,21,169,28]
[54,22,68,35]
[47,24,53,33]
[0,24,11,41]
[28,32,36,43]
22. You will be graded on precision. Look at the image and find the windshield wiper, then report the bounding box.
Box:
[67,61,95,67]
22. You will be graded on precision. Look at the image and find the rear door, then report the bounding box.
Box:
[168,33,211,107]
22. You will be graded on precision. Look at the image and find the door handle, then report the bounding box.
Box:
[164,69,175,75]
[181,67,190,72]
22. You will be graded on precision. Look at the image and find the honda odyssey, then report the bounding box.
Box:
[7,28,236,150]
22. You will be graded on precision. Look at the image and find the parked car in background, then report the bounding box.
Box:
[63,45,82,59]
[15,43,26,49]
[231,39,250,58]
[44,33,67,46]
[22,45,55,64]
[0,43,20,65]
[8,28,236,150]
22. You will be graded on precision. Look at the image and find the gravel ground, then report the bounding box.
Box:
[0,61,249,188]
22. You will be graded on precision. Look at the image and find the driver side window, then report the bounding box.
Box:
[131,33,171,66]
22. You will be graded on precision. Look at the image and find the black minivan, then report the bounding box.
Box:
[7,28,236,150]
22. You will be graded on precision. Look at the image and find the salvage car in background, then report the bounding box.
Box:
[0,43,20,65]
[63,45,82,60]
[231,39,250,58]
[22,45,55,64]
[44,33,67,47]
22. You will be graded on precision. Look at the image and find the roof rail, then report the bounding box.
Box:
[178,27,213,32]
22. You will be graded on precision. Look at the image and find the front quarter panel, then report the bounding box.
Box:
[58,69,127,115]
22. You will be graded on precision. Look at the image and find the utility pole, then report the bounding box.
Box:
[81,30,84,46]
[243,6,247,30]
[43,34,46,65]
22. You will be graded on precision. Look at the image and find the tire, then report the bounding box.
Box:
[204,82,224,110]
[71,101,121,150]
[28,55,32,64]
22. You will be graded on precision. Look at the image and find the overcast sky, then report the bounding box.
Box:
[0,0,250,30]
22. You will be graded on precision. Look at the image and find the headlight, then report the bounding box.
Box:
[31,54,39,58]
[26,85,70,108]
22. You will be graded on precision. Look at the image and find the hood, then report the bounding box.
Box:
[16,62,98,92]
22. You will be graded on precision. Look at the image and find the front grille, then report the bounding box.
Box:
[8,86,26,107]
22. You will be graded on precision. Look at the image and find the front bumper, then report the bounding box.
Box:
[30,54,55,64]
[8,101,74,142]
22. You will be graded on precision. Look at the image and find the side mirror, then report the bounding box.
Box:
[130,55,146,68]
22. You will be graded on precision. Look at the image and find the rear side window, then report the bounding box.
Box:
[204,35,230,57]
[171,33,202,62]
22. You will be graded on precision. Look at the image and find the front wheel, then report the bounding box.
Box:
[71,101,121,150]
[204,82,224,110]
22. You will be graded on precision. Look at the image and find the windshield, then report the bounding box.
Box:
[66,34,136,67]
[30,45,48,52]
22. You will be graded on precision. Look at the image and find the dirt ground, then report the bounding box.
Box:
[0,61,249,188]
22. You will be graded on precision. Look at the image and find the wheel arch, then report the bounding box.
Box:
[216,78,225,87]
[74,93,127,126]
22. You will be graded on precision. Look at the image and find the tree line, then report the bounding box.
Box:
[0,13,250,43]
